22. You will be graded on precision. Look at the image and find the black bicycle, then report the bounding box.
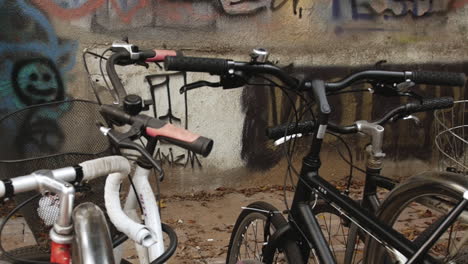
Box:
[163,51,467,264]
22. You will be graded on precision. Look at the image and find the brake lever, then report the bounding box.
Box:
[395,80,415,92]
[389,114,422,127]
[179,81,221,94]
[99,126,165,181]
[135,61,149,69]
[402,115,422,127]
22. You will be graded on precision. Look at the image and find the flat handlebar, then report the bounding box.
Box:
[106,47,180,104]
[164,56,466,91]
[100,105,213,157]
[266,97,454,139]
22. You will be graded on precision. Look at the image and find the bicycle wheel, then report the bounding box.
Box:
[365,171,468,263]
[226,201,302,264]
[311,200,365,264]
[0,246,49,263]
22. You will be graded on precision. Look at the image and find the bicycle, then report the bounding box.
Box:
[162,51,467,263]
[0,41,213,263]
[85,40,213,264]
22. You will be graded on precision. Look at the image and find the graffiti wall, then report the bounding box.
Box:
[0,0,76,115]
[0,0,467,184]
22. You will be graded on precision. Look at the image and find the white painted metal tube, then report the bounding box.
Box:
[131,166,165,261]
[104,171,157,247]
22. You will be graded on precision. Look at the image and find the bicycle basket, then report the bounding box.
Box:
[0,99,117,246]
[434,100,468,175]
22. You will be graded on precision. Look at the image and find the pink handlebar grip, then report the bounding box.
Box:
[146,50,178,62]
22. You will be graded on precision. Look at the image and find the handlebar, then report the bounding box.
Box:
[0,156,131,199]
[164,56,299,88]
[266,97,454,140]
[164,54,464,142]
[106,42,181,104]
[164,56,466,91]
[325,71,466,91]
[100,105,213,157]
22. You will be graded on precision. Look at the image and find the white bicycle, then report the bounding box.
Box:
[0,99,213,264]
[0,44,213,263]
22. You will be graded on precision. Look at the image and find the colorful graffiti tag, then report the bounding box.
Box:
[28,0,297,31]
[0,0,77,115]
[32,0,150,23]
[32,0,289,21]
[0,0,77,161]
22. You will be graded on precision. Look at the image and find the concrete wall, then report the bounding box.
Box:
[1,0,467,191]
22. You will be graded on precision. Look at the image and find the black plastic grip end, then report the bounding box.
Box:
[165,136,214,157]
[164,56,229,75]
[412,71,466,87]
[73,165,84,184]
[192,136,214,157]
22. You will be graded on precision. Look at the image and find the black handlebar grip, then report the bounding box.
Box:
[164,56,229,75]
[412,71,466,87]
[406,97,454,114]
[100,105,132,124]
[139,50,157,60]
[266,120,315,140]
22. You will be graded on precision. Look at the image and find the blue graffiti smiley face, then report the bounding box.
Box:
[12,58,64,105]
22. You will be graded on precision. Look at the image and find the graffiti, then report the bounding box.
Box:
[30,0,296,31]
[241,74,309,170]
[0,0,76,116]
[146,72,203,168]
[333,0,466,21]
[32,0,150,23]
[331,0,467,32]
[152,0,217,29]
[452,0,468,8]
[12,58,65,106]
[241,61,468,170]
[219,0,292,15]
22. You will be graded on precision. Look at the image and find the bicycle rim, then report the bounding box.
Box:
[311,200,365,264]
[366,184,468,263]
[226,201,302,264]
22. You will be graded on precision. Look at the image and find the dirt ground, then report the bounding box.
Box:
[0,178,364,264]
[123,185,297,264]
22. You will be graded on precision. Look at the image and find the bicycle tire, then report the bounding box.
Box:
[364,171,468,263]
[0,246,49,264]
[311,200,365,264]
[226,201,302,264]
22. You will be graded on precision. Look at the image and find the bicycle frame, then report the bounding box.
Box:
[262,104,468,264]
[110,135,169,264]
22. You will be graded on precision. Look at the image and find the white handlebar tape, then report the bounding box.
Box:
[80,156,156,246]
[79,156,131,181]
[0,182,5,198]
[105,172,157,247]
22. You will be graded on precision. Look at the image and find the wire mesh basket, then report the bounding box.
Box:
[0,99,117,247]
[434,100,468,175]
